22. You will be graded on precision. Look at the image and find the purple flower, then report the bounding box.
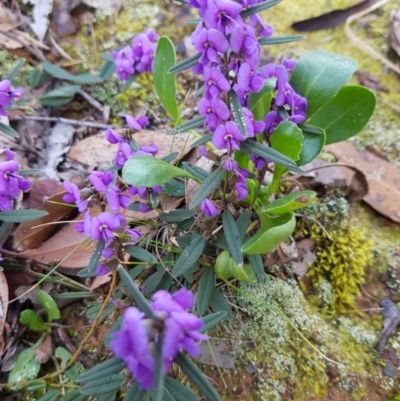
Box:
[249,14,273,38]
[102,248,115,259]
[0,148,16,161]
[237,56,264,93]
[198,97,230,130]
[235,182,248,200]
[132,33,153,58]
[139,204,151,213]
[286,92,308,123]
[91,212,120,245]
[151,288,194,314]
[62,180,88,212]
[243,107,265,138]
[0,80,23,116]
[110,308,155,389]
[96,264,111,276]
[282,58,297,72]
[203,0,243,32]
[146,29,159,43]
[264,110,282,134]
[124,115,148,130]
[0,195,12,212]
[230,23,259,56]
[127,228,141,242]
[200,198,219,217]
[212,121,244,154]
[113,46,135,81]
[260,63,288,106]
[139,143,158,156]
[224,158,238,172]
[106,184,131,212]
[250,155,269,170]
[89,171,113,192]
[193,28,229,65]
[75,210,92,236]
[115,141,135,168]
[128,186,147,198]
[204,67,230,99]
[105,128,123,144]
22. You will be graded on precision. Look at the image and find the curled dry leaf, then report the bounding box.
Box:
[34,335,53,364]
[67,130,196,170]
[325,142,400,223]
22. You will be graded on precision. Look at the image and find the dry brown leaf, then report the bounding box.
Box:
[0,272,8,338]
[0,5,21,49]
[67,130,196,169]
[34,335,52,364]
[291,238,317,279]
[325,142,400,223]
[14,191,74,251]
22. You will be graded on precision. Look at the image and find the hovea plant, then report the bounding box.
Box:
[1,0,376,400]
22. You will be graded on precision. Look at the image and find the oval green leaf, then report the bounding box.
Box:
[296,129,326,166]
[196,268,215,316]
[290,50,358,116]
[38,290,60,322]
[173,234,206,276]
[263,191,316,214]
[20,310,49,331]
[307,85,376,145]
[242,212,296,255]
[0,209,48,223]
[122,155,195,188]
[8,347,41,390]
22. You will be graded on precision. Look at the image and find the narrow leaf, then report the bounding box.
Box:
[118,265,155,318]
[38,390,59,401]
[228,89,246,137]
[201,311,227,333]
[123,382,144,401]
[258,36,304,45]
[196,268,215,316]
[100,60,116,80]
[39,85,80,106]
[164,376,200,401]
[61,390,86,401]
[0,122,19,138]
[162,152,179,163]
[222,211,243,264]
[18,169,42,175]
[42,62,103,84]
[98,392,117,401]
[120,74,138,92]
[189,167,225,209]
[168,116,205,135]
[123,156,195,187]
[87,238,105,273]
[151,336,164,401]
[168,52,202,74]
[159,209,196,223]
[263,191,316,214]
[0,209,48,222]
[77,358,125,382]
[173,234,206,276]
[182,162,210,181]
[247,254,265,283]
[175,353,221,401]
[56,291,96,299]
[298,125,324,135]
[7,59,25,81]
[81,374,125,395]
[236,210,251,240]
[125,245,157,263]
[240,0,283,17]
[154,37,180,121]
[209,288,232,320]
[186,18,202,24]
[190,133,213,148]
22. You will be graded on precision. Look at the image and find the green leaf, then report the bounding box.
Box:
[182,162,210,181]
[159,209,196,223]
[228,89,246,137]
[100,60,116,80]
[8,347,41,389]
[201,311,227,332]
[39,85,80,106]
[248,78,276,121]
[196,268,215,316]
[242,212,296,255]
[154,37,180,121]
[61,389,86,401]
[240,0,283,17]
[258,36,304,45]
[164,376,200,401]
[27,69,49,88]
[20,310,49,331]
[118,265,155,319]
[18,168,42,175]
[222,211,243,264]
[151,336,164,401]
[186,18,202,24]
[271,122,303,162]
[162,152,179,163]
[215,250,254,283]
[290,50,358,116]
[85,238,105,275]
[77,357,126,383]
[7,59,25,81]
[38,390,59,401]
[175,353,221,401]
[307,85,376,145]
[168,53,201,74]
[296,129,326,166]
[125,245,157,263]
[210,288,232,320]
[189,167,225,209]
[190,133,213,148]
[0,209,48,223]
[27,379,46,391]
[81,374,125,395]
[247,254,265,283]
[56,291,97,299]
[168,116,205,135]
[98,392,117,401]
[173,234,206,276]
[38,290,60,322]
[55,347,79,381]
[263,191,316,214]
[120,74,137,92]
[0,122,19,138]
[122,156,195,188]
[214,250,232,280]
[240,139,304,174]
[236,210,251,240]
[42,62,103,84]
[165,179,185,196]
[123,382,145,401]
[143,267,164,294]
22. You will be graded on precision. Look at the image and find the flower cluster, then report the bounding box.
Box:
[187,0,307,213]
[113,30,159,81]
[0,149,31,212]
[0,79,23,117]
[62,114,161,275]
[109,288,207,389]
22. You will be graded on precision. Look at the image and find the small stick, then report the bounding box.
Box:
[13,115,112,130]
[48,32,74,62]
[77,89,103,112]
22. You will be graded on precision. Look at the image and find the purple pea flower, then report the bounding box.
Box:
[96,264,111,276]
[198,97,230,130]
[249,14,274,38]
[124,115,148,130]
[110,308,155,389]
[204,67,230,99]
[139,204,151,213]
[212,121,244,154]
[282,58,297,72]
[62,181,88,212]
[75,210,92,236]
[223,158,238,172]
[0,161,31,197]
[102,248,115,259]
[139,143,158,156]
[264,110,282,135]
[127,228,141,242]
[200,198,219,217]
[243,107,265,138]
[260,64,289,106]
[0,195,12,212]
[146,29,159,43]
[203,0,243,32]
[286,92,308,123]
[237,56,264,93]
[193,28,229,65]
[106,184,131,212]
[0,80,23,116]
[89,171,113,192]
[230,23,259,57]
[250,155,269,170]
[132,33,153,58]
[0,148,16,162]
[105,128,123,144]
[128,186,147,199]
[113,46,135,81]
[115,141,135,168]
[91,212,120,245]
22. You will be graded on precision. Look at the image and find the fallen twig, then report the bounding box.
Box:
[77,90,103,112]
[14,115,112,130]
